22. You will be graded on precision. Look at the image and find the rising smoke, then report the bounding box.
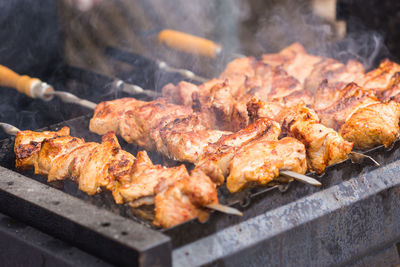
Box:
[249,0,388,69]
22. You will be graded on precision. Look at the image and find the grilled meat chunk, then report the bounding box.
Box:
[47,142,98,182]
[201,80,240,131]
[378,72,400,102]
[90,98,193,151]
[35,136,85,176]
[20,131,127,195]
[14,127,70,170]
[196,118,281,185]
[314,79,400,150]
[89,98,144,135]
[315,82,379,130]
[262,42,322,85]
[244,63,312,106]
[247,98,284,123]
[358,59,400,91]
[77,133,123,194]
[118,99,193,150]
[280,105,353,174]
[158,115,230,163]
[305,58,365,94]
[339,101,400,150]
[162,81,199,107]
[153,169,218,228]
[113,151,188,205]
[227,136,307,193]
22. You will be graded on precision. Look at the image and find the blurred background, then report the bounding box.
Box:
[0,0,398,136]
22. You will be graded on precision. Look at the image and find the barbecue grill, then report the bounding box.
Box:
[2,1,400,266]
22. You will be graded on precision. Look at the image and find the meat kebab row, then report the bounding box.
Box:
[10,42,400,228]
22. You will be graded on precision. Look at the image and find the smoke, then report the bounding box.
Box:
[250,0,387,69]
[315,32,388,70]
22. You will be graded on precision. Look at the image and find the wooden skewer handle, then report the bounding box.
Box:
[0,64,52,98]
[158,29,222,59]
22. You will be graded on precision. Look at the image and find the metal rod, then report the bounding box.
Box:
[0,122,19,136]
[65,66,161,98]
[45,91,97,110]
[206,203,243,216]
[349,151,380,166]
[112,79,161,98]
[156,61,208,83]
[105,46,208,83]
[280,170,322,186]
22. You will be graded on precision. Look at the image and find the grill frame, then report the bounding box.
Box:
[2,48,400,266]
[1,114,400,266]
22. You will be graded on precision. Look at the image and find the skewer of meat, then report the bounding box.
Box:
[161,44,384,164]
[2,44,379,176]
[3,124,243,228]
[247,99,354,174]
[313,81,400,150]
[0,63,318,187]
[89,98,320,187]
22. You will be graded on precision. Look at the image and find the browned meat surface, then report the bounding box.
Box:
[358,59,400,91]
[90,98,193,151]
[77,133,123,194]
[89,98,145,135]
[378,72,400,102]
[244,63,312,106]
[162,81,199,107]
[14,127,70,170]
[227,136,307,193]
[47,142,98,182]
[315,83,379,130]
[313,80,346,110]
[153,169,218,228]
[118,99,193,150]
[219,57,257,80]
[247,98,285,123]
[14,128,221,228]
[158,115,230,163]
[35,136,84,176]
[113,151,188,204]
[262,43,322,84]
[201,81,239,131]
[340,101,400,150]
[218,57,259,98]
[16,130,120,194]
[196,118,281,185]
[244,99,353,173]
[280,104,353,174]
[305,58,365,94]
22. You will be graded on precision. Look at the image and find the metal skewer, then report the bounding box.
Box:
[105,46,208,83]
[64,66,162,98]
[349,151,380,166]
[0,122,20,136]
[130,196,243,216]
[111,79,161,98]
[280,170,322,186]
[46,91,97,110]
[206,203,243,216]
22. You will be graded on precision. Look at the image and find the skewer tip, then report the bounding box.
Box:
[280,170,322,186]
[206,203,243,216]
